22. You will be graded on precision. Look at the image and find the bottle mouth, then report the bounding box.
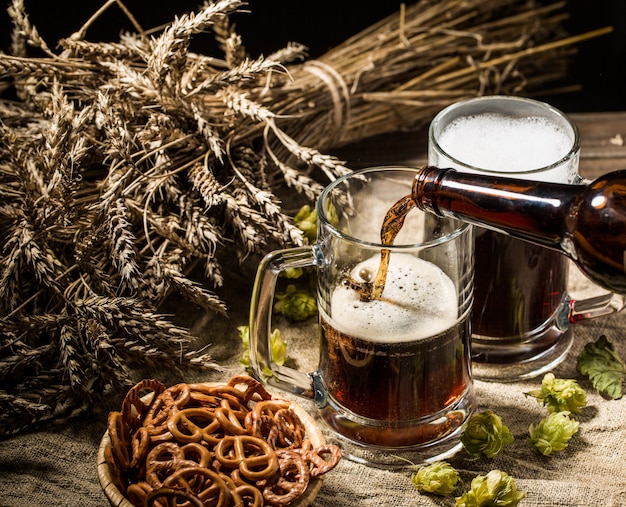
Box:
[412,165,456,217]
[317,166,469,251]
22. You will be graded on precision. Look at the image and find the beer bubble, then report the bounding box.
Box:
[358,266,373,282]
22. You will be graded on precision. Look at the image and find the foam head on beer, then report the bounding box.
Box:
[329,253,458,342]
[436,113,575,182]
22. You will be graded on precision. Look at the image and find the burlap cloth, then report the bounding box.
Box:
[1,255,625,507]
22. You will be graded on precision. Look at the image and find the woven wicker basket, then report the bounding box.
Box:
[97,383,325,506]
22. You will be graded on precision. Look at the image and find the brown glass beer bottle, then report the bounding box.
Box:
[412,166,626,295]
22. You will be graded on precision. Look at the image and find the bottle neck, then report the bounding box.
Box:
[413,165,581,250]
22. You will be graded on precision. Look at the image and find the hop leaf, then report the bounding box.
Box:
[528,411,579,456]
[293,205,317,243]
[525,372,587,414]
[238,325,287,374]
[461,410,514,458]
[577,335,626,400]
[273,284,317,321]
[455,470,525,507]
[411,461,459,496]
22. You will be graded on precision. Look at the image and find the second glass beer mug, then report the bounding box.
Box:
[428,95,622,381]
[249,167,475,466]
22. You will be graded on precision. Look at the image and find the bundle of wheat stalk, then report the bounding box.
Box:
[0,0,607,435]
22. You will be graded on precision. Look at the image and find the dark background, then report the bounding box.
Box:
[0,0,624,113]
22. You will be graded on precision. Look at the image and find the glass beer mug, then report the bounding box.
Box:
[249,167,475,467]
[427,95,625,381]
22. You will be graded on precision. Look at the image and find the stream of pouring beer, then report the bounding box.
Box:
[367,194,416,301]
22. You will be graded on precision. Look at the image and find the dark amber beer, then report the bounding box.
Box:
[320,318,470,421]
[317,253,472,447]
[472,231,568,345]
[428,96,581,380]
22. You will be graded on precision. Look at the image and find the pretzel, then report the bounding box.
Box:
[227,374,273,402]
[180,442,212,468]
[145,442,207,489]
[130,426,150,468]
[296,444,342,477]
[215,403,248,436]
[125,481,152,506]
[143,383,192,429]
[245,400,292,441]
[218,472,263,507]
[144,486,205,507]
[233,482,264,507]
[186,383,228,408]
[145,442,183,488]
[225,468,265,507]
[263,449,310,506]
[121,378,166,431]
[214,435,279,482]
[106,375,342,507]
[200,383,250,403]
[269,408,305,449]
[167,407,224,444]
[107,411,130,471]
[145,420,174,444]
[160,383,192,408]
[163,467,232,507]
[104,441,127,494]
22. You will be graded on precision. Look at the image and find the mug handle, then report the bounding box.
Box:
[248,245,325,405]
[567,292,626,324]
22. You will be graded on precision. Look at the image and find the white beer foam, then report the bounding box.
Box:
[438,113,573,182]
[329,253,458,343]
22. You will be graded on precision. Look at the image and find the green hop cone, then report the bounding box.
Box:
[238,326,287,375]
[293,205,318,244]
[526,372,587,414]
[281,267,304,279]
[273,284,317,321]
[529,411,579,456]
[455,470,525,507]
[411,461,459,496]
[461,410,514,458]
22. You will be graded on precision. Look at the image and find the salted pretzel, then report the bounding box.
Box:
[295,444,342,477]
[263,449,310,505]
[145,442,186,489]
